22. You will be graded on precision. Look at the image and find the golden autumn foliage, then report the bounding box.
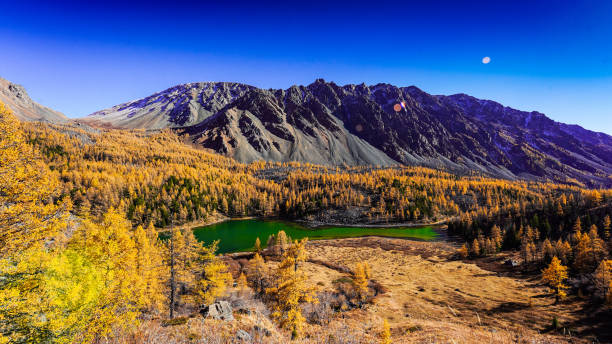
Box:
[266,238,317,339]
[194,241,233,305]
[594,260,612,305]
[574,228,607,273]
[133,223,167,313]
[0,208,166,343]
[380,318,391,344]
[1,100,611,341]
[164,226,232,316]
[457,243,469,258]
[352,261,371,304]
[247,252,268,294]
[237,272,248,291]
[20,119,604,233]
[542,256,569,302]
[0,102,173,342]
[254,237,262,253]
[0,102,66,257]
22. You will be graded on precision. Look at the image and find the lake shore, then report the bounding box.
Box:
[158,212,256,233]
[187,214,454,230]
[297,217,452,229]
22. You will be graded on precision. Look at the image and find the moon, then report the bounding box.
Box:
[482,56,491,64]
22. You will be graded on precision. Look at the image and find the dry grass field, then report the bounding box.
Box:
[296,237,600,343]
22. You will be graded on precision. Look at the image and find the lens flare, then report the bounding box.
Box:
[482,56,491,64]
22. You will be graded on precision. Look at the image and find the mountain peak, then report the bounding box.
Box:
[0,77,67,123]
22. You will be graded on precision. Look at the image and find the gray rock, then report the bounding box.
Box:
[200,301,234,321]
[254,325,272,337]
[504,259,519,267]
[235,329,252,342]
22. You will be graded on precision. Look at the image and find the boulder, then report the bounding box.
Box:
[200,301,234,321]
[254,325,272,337]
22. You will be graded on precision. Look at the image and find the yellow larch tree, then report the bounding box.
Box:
[352,261,371,305]
[380,318,391,344]
[247,252,268,294]
[60,209,141,342]
[166,225,202,316]
[266,238,317,339]
[237,272,248,291]
[0,101,67,343]
[254,237,262,253]
[457,243,469,258]
[573,217,582,235]
[542,256,569,303]
[194,240,233,305]
[17,208,153,343]
[594,260,612,305]
[0,101,65,257]
[133,223,167,313]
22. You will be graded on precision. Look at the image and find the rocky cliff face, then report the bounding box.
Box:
[0,77,67,123]
[86,82,254,129]
[84,79,612,187]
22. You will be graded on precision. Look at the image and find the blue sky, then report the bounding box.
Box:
[1,0,611,134]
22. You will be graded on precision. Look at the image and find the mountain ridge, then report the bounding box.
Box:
[76,79,612,187]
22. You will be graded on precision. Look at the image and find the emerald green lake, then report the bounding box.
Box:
[192,219,440,253]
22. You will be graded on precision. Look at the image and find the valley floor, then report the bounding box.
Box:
[131,237,609,343]
[301,237,601,343]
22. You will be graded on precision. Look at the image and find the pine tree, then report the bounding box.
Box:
[542,256,569,303]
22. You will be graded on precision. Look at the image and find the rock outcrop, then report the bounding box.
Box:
[200,301,234,321]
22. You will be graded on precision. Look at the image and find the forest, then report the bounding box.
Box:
[1,101,611,343]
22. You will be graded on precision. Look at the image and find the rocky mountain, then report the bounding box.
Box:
[0,77,67,123]
[84,79,612,187]
[86,82,254,129]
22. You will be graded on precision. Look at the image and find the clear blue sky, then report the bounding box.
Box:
[1,0,611,134]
